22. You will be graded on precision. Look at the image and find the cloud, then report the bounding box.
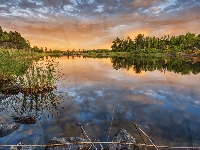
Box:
[131,0,166,9]
[0,0,200,50]
[18,0,38,9]
[150,6,161,12]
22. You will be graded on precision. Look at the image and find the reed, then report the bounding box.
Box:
[0,49,34,91]
[0,48,49,93]
[17,58,58,94]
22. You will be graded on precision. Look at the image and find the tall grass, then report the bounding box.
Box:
[0,49,35,91]
[0,49,59,94]
[0,49,36,75]
[17,58,58,94]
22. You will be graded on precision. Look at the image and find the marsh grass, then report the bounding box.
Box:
[0,49,35,90]
[0,48,56,94]
[0,49,33,75]
[17,58,58,94]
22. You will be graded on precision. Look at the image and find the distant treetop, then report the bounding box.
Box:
[111,33,200,53]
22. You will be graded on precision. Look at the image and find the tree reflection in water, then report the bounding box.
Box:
[110,56,200,75]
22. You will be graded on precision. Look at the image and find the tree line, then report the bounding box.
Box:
[0,26,30,49]
[31,46,63,54]
[111,33,200,54]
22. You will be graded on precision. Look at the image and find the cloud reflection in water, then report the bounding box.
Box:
[0,56,200,147]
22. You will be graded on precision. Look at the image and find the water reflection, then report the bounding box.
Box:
[64,87,199,148]
[0,89,73,149]
[1,91,65,121]
[0,56,200,149]
[111,56,200,74]
[55,56,200,147]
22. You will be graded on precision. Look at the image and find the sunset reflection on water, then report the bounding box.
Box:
[0,56,200,148]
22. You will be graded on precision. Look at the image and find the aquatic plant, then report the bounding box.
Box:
[0,48,60,95]
[17,58,58,94]
[1,51,32,74]
[0,49,35,91]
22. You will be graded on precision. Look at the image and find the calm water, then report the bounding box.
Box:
[0,56,200,149]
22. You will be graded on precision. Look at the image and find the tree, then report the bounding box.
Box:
[110,32,199,54]
[32,46,43,53]
[0,26,30,49]
[135,34,145,49]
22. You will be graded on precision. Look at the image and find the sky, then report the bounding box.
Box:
[0,0,200,51]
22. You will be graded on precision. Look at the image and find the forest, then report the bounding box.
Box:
[111,33,200,54]
[0,26,30,50]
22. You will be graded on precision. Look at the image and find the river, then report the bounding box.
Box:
[0,56,200,149]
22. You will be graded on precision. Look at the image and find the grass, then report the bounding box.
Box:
[0,49,62,119]
[0,49,34,90]
[0,49,40,75]
[0,48,57,94]
[18,58,58,94]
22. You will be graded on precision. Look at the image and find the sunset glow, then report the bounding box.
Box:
[0,0,200,50]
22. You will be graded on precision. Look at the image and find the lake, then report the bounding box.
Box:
[0,56,200,149]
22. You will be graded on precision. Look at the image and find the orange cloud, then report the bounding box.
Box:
[0,0,199,51]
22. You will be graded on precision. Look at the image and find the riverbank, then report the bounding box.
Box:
[61,51,200,63]
[0,48,55,94]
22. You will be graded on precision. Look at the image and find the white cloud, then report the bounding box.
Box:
[95,5,104,13]
[63,5,74,11]
[69,0,78,6]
